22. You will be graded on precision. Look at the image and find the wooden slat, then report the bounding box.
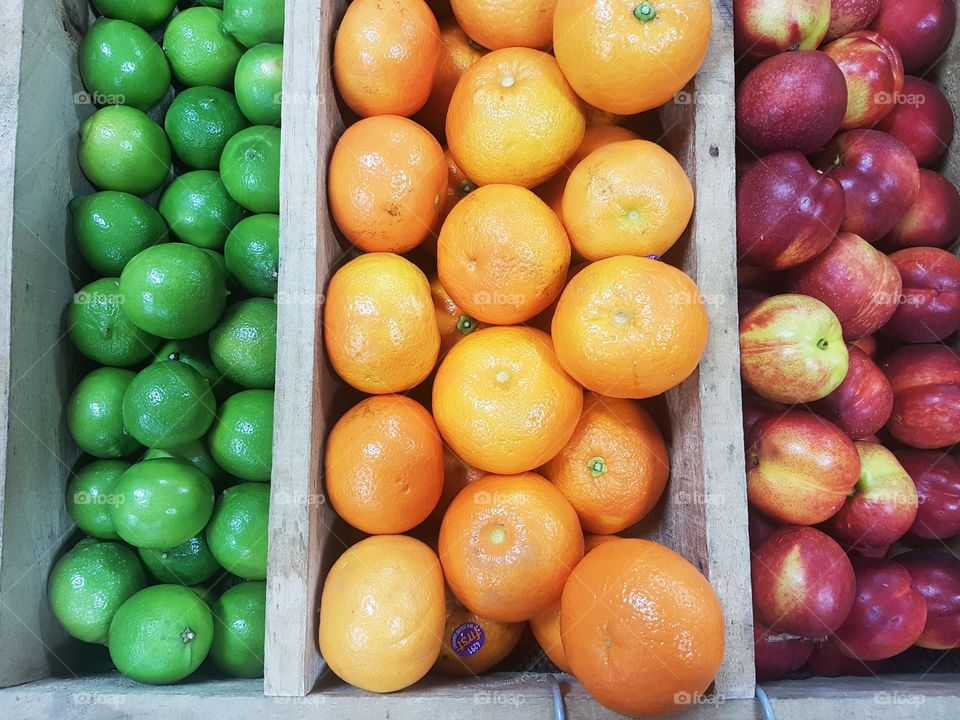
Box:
[0,0,93,688]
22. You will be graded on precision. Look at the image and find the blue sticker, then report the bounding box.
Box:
[451,621,485,657]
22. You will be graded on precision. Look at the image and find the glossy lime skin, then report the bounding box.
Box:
[92,0,178,30]
[110,458,216,548]
[165,87,248,170]
[108,584,214,684]
[48,537,147,644]
[163,8,245,89]
[122,360,217,448]
[69,192,169,276]
[208,389,274,482]
[154,335,241,402]
[219,125,280,213]
[78,106,171,197]
[78,18,171,111]
[144,436,234,492]
[68,277,161,367]
[139,533,222,585]
[159,171,246,250]
[223,0,284,47]
[66,459,131,540]
[119,243,228,339]
[223,214,279,297]
[234,44,282,125]
[205,482,269,579]
[208,298,277,389]
[209,580,266,677]
[67,367,143,458]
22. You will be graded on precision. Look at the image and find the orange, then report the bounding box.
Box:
[551,256,708,399]
[553,0,713,115]
[542,392,669,534]
[416,21,488,140]
[328,116,447,253]
[318,535,445,692]
[451,0,555,50]
[432,326,583,474]
[416,444,485,538]
[437,184,571,324]
[561,139,694,260]
[333,0,441,118]
[435,589,524,676]
[446,47,585,188]
[325,395,444,534]
[560,538,725,716]
[535,125,639,220]
[528,260,588,333]
[530,533,617,672]
[430,275,486,357]
[439,472,584,621]
[324,253,440,394]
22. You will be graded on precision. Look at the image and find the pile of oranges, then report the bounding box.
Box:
[319,0,723,715]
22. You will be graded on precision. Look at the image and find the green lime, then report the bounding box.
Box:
[234,44,282,125]
[78,105,171,196]
[122,360,217,448]
[154,335,242,401]
[119,243,227,339]
[108,584,214,684]
[144,438,234,491]
[69,192,169,276]
[205,482,269,579]
[180,0,224,8]
[186,578,224,605]
[219,125,280,213]
[223,214,278,297]
[163,8,245,89]
[66,459,131,540]
[111,458,215,548]
[223,0,284,47]
[158,172,246,250]
[68,278,160,366]
[208,389,274,482]
[92,0,178,30]
[78,18,171,111]
[139,533,222,585]
[209,580,265,677]
[164,87,248,170]
[208,298,276,389]
[48,537,147,644]
[68,367,143,458]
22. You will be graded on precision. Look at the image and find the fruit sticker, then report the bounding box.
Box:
[451,622,485,657]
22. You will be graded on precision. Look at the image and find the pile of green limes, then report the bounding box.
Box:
[48,0,284,685]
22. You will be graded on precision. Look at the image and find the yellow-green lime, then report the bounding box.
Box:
[223,214,278,297]
[78,18,171,111]
[139,533,222,585]
[208,298,277,389]
[219,125,280,213]
[208,389,274,482]
[69,192,169,276]
[108,584,214,684]
[92,0,177,30]
[66,459,131,540]
[159,171,246,250]
[164,87,248,170]
[67,367,143,458]
[119,243,227,339]
[205,482,269,579]
[223,0,284,47]
[144,437,234,491]
[234,44,282,125]
[209,580,265,677]
[78,106,171,196]
[163,8,245,89]
[68,277,161,366]
[48,537,147,644]
[122,360,216,448]
[111,458,215,548]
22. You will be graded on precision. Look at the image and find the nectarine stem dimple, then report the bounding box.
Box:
[457,315,478,334]
[588,456,608,478]
[634,2,656,22]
